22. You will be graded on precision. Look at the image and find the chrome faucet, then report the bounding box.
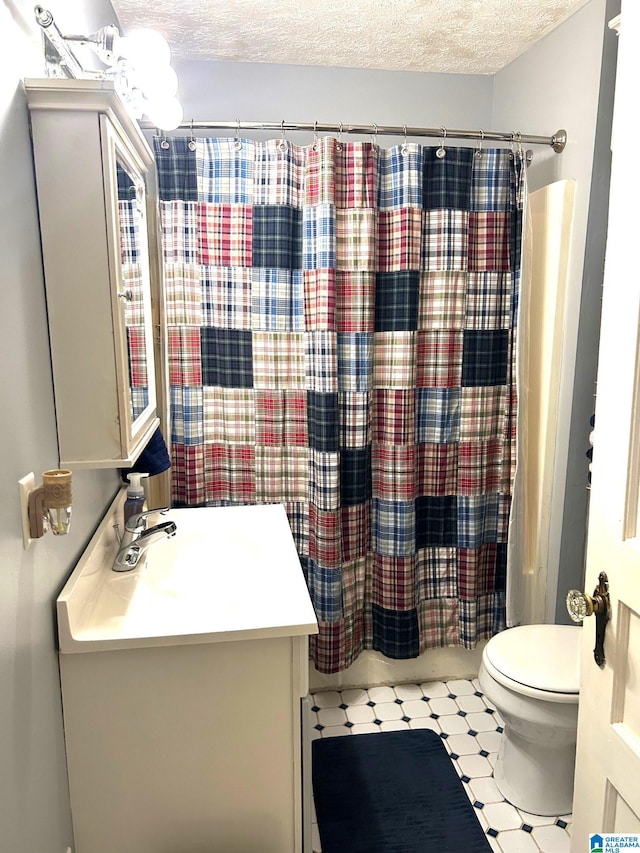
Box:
[112,508,177,572]
[118,507,169,544]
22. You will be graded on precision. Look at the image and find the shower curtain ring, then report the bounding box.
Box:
[401,124,409,156]
[436,126,447,159]
[188,119,196,151]
[475,129,484,159]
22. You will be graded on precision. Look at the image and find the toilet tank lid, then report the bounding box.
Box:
[484,625,581,694]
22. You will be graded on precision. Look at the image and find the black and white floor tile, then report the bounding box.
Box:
[310,678,571,853]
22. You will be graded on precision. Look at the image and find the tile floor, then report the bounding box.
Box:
[310,678,571,853]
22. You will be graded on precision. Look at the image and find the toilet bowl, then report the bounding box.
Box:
[478,624,581,816]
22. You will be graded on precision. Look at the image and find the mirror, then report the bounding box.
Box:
[115,158,155,433]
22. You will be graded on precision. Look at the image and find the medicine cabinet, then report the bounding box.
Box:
[24,78,159,468]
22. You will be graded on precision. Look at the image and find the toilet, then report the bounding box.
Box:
[478,624,581,816]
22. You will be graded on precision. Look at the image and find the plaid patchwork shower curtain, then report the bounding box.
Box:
[154,135,526,673]
[117,164,150,420]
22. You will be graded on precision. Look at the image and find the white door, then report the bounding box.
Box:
[570,3,640,849]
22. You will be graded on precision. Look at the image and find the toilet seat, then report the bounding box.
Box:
[482,624,581,704]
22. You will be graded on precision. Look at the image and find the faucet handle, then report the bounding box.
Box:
[125,506,170,532]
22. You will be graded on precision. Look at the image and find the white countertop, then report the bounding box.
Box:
[57,495,318,653]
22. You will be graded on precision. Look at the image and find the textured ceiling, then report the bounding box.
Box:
[110,0,590,75]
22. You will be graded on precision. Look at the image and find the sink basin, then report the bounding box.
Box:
[57,497,318,653]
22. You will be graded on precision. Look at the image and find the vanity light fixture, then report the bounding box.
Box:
[26,469,73,539]
[34,5,183,130]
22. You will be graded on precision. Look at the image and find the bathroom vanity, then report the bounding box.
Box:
[56,494,318,853]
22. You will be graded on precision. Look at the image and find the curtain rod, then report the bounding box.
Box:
[144,120,567,153]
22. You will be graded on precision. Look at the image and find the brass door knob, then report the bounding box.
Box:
[566,589,606,621]
[565,572,610,668]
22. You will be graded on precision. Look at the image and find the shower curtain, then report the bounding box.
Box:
[154,135,526,673]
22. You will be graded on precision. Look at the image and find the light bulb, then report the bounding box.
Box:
[135,64,179,101]
[119,28,171,69]
[144,97,183,131]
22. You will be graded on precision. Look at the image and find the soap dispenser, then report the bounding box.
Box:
[124,472,149,522]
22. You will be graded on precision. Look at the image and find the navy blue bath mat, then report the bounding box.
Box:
[312,729,492,853]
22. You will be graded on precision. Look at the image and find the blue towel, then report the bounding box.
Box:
[121,427,171,480]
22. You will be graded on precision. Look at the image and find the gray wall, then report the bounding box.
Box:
[0,0,612,848]
[173,58,493,145]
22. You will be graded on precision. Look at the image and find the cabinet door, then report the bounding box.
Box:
[25,79,160,467]
[101,117,158,461]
